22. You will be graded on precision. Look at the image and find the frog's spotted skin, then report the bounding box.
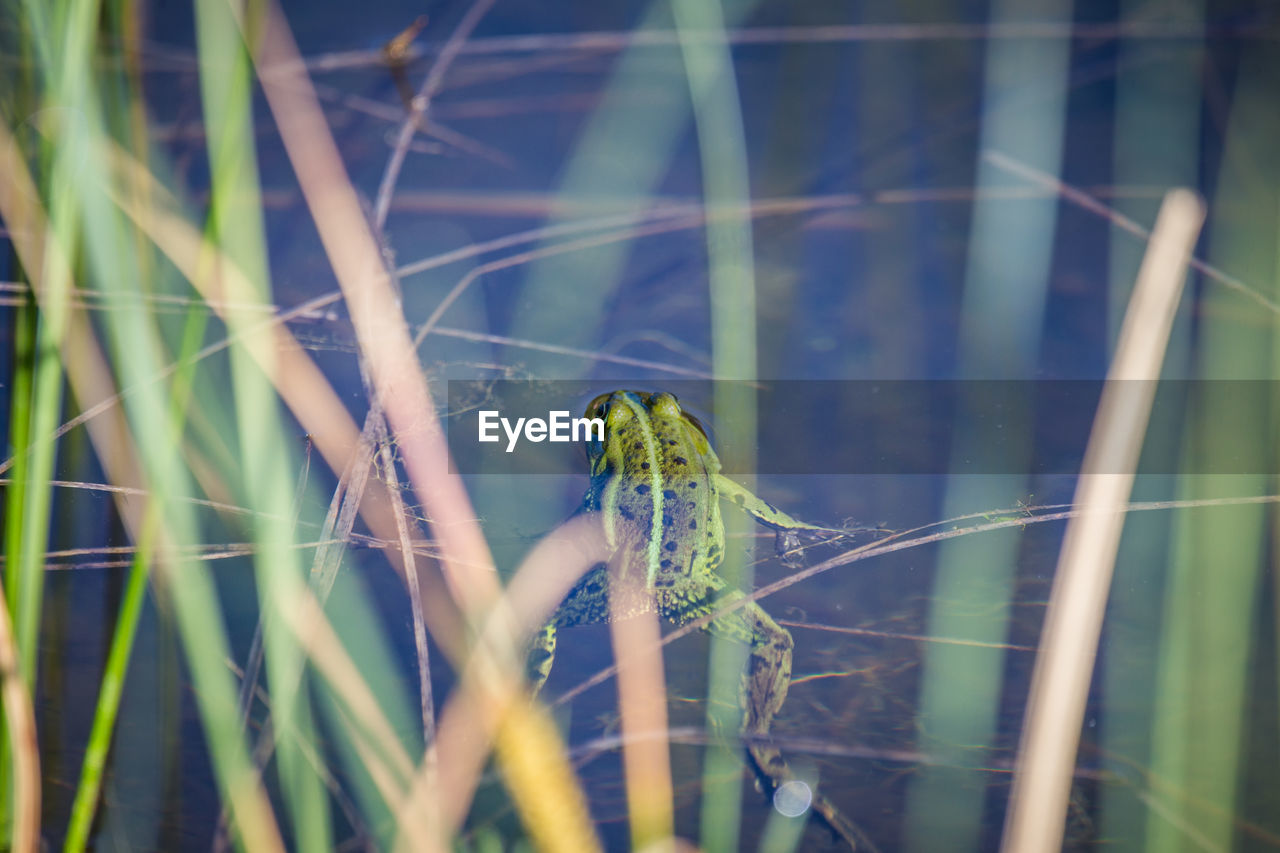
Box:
[527,390,872,851]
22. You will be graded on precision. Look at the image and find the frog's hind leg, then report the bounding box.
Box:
[526,622,558,697]
[527,563,612,698]
[660,576,877,852]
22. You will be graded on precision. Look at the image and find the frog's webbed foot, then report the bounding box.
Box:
[662,576,873,851]
[774,522,896,569]
[774,529,808,569]
[745,745,878,853]
[773,527,842,569]
[811,790,880,853]
[739,623,876,852]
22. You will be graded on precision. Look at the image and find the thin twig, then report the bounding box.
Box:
[211,413,381,853]
[373,412,437,751]
[776,619,1037,653]
[297,21,1268,73]
[550,490,1280,708]
[984,150,1280,317]
[413,212,703,345]
[3,193,863,477]
[372,0,499,229]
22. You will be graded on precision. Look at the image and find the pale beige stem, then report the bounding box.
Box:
[0,588,38,853]
[609,600,675,849]
[243,4,605,847]
[250,1,499,614]
[425,515,609,850]
[1000,189,1205,852]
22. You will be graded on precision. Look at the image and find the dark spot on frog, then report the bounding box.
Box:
[672,456,687,466]
[688,481,697,489]
[663,489,677,500]
[660,558,673,570]
[641,461,650,470]
[662,513,674,527]
[688,519,697,530]
[618,506,634,520]
[664,541,678,552]
[635,484,650,495]
[633,441,644,451]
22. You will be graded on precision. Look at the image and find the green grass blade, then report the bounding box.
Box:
[1099,4,1202,845]
[193,0,331,846]
[904,0,1070,847]
[63,297,209,852]
[61,537,152,853]
[668,0,761,846]
[3,1,108,846]
[1146,39,1278,850]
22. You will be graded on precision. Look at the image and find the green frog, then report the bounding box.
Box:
[527,390,870,850]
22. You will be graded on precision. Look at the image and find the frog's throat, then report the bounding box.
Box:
[599,392,666,588]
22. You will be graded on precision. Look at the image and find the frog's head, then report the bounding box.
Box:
[582,390,711,467]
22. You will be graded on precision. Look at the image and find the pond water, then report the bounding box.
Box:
[5,0,1280,850]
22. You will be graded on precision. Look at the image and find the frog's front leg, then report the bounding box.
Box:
[714,474,839,567]
[660,576,873,851]
[714,474,834,535]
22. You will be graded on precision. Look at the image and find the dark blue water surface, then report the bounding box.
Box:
[7,0,1280,850]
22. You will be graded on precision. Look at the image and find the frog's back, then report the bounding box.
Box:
[582,390,727,589]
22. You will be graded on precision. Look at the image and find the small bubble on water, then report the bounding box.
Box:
[772,780,812,818]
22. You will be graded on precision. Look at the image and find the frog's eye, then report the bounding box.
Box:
[584,392,613,420]
[683,412,709,441]
[649,392,682,420]
[583,393,616,459]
